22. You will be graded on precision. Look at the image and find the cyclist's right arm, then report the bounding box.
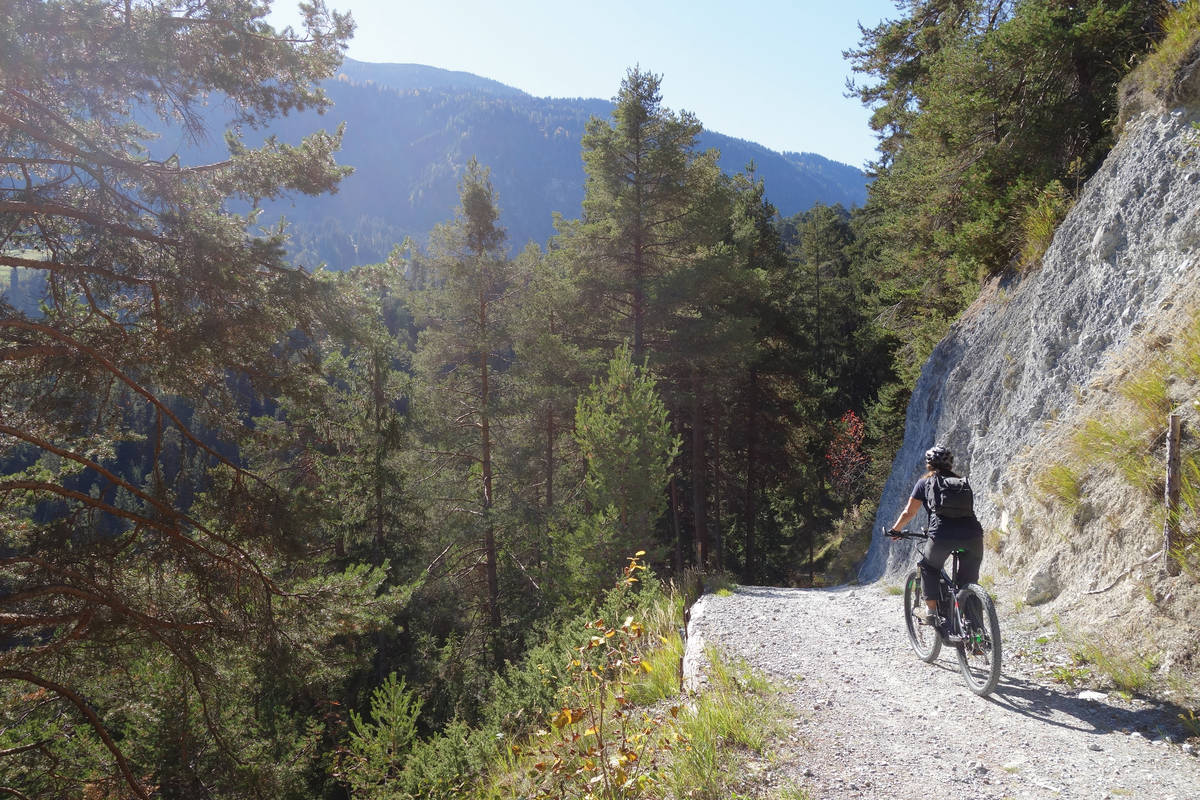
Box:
[888,497,922,536]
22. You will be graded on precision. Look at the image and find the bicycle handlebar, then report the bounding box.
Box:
[882,526,929,540]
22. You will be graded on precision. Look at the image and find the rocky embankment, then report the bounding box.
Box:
[683,584,1200,799]
[862,103,1200,585]
[858,60,1200,705]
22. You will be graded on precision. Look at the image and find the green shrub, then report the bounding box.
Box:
[1034,462,1083,508]
[513,565,682,800]
[1068,637,1159,695]
[1118,358,1173,421]
[627,627,685,706]
[1049,664,1093,688]
[1072,418,1159,496]
[1144,1,1200,96]
[1174,452,1200,576]
[705,570,739,595]
[483,555,675,738]
[1019,180,1072,272]
[340,673,423,798]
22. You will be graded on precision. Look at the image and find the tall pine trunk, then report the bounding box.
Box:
[480,296,500,663]
[690,372,709,567]
[713,424,724,572]
[671,475,683,574]
[372,353,386,555]
[743,374,760,583]
[632,234,645,364]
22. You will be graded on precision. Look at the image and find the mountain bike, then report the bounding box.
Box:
[887,528,1002,696]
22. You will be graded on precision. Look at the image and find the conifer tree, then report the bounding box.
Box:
[407,158,514,665]
[569,67,716,364]
[569,345,680,595]
[0,3,399,796]
[503,242,592,597]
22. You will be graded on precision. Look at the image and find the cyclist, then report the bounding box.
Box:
[886,445,984,625]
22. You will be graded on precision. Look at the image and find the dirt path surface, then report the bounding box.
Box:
[682,584,1200,799]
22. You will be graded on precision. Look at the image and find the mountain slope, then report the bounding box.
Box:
[221,61,869,268]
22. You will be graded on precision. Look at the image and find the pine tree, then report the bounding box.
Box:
[0,3,400,796]
[568,67,716,364]
[568,345,680,596]
[407,159,514,666]
[503,242,593,602]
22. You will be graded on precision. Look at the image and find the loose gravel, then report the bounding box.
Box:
[682,583,1200,799]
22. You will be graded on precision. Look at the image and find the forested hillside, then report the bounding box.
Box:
[156,59,870,269]
[1,1,1195,798]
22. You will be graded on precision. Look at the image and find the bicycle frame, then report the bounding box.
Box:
[890,525,1003,695]
[930,556,968,644]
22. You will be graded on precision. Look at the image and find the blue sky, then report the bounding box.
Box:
[269,0,900,168]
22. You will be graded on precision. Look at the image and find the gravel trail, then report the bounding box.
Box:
[682,583,1200,799]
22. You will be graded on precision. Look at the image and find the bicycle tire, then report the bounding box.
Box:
[904,570,941,663]
[954,583,1002,696]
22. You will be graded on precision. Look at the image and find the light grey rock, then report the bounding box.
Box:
[1025,562,1061,605]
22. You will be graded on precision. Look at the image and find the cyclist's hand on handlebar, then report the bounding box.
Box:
[883,525,903,540]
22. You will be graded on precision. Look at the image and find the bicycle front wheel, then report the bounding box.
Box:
[904,570,941,663]
[955,583,1002,696]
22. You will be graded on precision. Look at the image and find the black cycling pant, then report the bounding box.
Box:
[919,535,984,602]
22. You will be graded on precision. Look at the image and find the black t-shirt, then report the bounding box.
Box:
[911,474,984,540]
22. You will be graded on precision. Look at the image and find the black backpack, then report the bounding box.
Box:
[925,473,974,519]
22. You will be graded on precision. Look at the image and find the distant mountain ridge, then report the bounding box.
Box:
[337,60,527,99]
[246,60,870,268]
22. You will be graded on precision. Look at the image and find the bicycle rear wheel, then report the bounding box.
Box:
[904,570,941,662]
[955,583,1002,696]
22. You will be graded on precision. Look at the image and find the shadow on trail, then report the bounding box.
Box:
[988,674,1188,737]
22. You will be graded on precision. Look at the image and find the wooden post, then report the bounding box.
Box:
[1163,413,1182,577]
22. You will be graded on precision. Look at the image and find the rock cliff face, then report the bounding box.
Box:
[860,102,1200,585]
